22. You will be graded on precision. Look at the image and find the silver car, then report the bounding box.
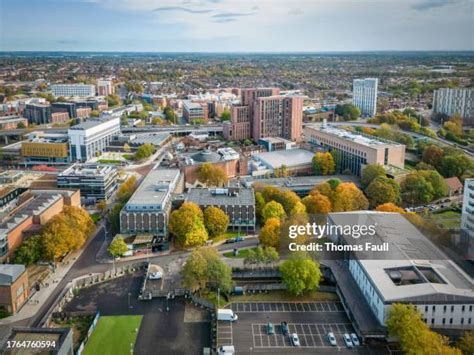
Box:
[350,333,360,346]
[343,333,354,348]
[327,332,337,346]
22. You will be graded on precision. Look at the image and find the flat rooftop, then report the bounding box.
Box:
[252,149,314,169]
[59,163,116,177]
[69,118,117,130]
[306,124,402,147]
[183,101,203,109]
[131,133,170,146]
[185,187,255,206]
[125,169,180,209]
[329,212,474,303]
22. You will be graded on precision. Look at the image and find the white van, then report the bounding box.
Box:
[217,309,238,322]
[218,345,235,354]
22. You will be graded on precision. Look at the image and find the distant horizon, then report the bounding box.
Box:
[1,0,472,53]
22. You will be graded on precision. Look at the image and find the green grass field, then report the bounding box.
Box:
[83,315,142,355]
[430,210,461,229]
[223,247,257,259]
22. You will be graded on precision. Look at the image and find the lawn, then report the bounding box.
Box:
[90,213,101,224]
[230,290,339,302]
[83,315,142,355]
[223,247,257,259]
[430,210,461,229]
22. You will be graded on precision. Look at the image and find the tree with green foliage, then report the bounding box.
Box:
[418,170,448,200]
[262,201,286,222]
[134,143,155,160]
[244,246,279,267]
[440,154,472,178]
[106,94,121,107]
[108,237,128,258]
[361,164,386,188]
[90,110,100,117]
[312,152,335,175]
[220,109,231,121]
[169,202,208,247]
[335,103,361,121]
[181,247,232,294]
[457,331,474,355]
[366,176,401,208]
[12,235,43,265]
[204,206,229,238]
[280,253,322,296]
[255,191,265,221]
[401,172,435,205]
[163,106,177,123]
[108,202,124,233]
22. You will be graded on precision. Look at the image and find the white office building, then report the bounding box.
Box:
[330,212,474,331]
[51,84,96,98]
[68,117,120,161]
[353,78,378,117]
[433,88,473,126]
[461,178,474,260]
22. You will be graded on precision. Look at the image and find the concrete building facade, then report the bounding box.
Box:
[353,78,378,117]
[51,84,95,98]
[120,169,183,237]
[433,88,474,127]
[461,178,474,261]
[68,117,120,161]
[0,264,29,314]
[57,164,118,202]
[304,123,405,176]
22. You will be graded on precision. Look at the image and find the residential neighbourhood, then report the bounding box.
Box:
[0,1,473,354]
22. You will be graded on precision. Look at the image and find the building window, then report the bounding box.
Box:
[462,305,465,312]
[451,305,454,312]
[425,306,428,312]
[443,305,447,313]
[442,318,446,325]
[449,318,453,324]
[431,319,435,325]
[432,306,436,312]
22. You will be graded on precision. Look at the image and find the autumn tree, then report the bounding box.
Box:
[311,182,336,204]
[204,206,229,238]
[366,176,401,208]
[108,237,128,258]
[116,176,137,203]
[262,201,286,222]
[401,171,437,205]
[260,186,301,215]
[259,218,281,248]
[333,182,369,212]
[302,192,332,214]
[422,145,444,168]
[387,303,461,355]
[375,203,406,213]
[198,163,228,187]
[280,253,322,296]
[96,200,107,214]
[361,164,386,188]
[169,202,208,247]
[312,152,335,175]
[290,201,306,216]
[443,114,463,137]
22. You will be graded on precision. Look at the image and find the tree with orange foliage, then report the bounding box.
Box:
[333,183,369,212]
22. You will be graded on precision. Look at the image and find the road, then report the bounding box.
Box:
[25,225,258,327]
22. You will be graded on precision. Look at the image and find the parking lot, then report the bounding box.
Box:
[218,301,370,354]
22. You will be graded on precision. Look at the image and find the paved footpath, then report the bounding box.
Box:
[0,223,105,326]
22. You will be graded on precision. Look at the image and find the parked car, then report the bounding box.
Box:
[225,238,236,244]
[280,321,289,336]
[235,236,245,242]
[290,333,300,347]
[343,333,354,348]
[350,333,360,346]
[148,271,163,280]
[327,332,337,346]
[266,323,275,335]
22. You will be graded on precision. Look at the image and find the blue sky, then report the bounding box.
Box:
[0,0,473,52]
